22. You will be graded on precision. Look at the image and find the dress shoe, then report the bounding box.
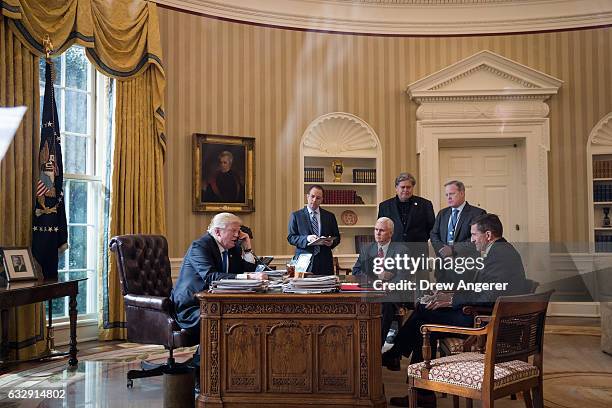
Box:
[389,392,437,408]
[381,350,401,371]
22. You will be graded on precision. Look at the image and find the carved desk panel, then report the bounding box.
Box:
[196,293,386,408]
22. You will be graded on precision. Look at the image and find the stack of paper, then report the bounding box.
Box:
[265,270,285,281]
[209,279,267,293]
[282,275,339,294]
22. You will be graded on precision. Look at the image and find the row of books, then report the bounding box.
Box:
[323,190,357,204]
[355,234,376,254]
[304,167,324,182]
[352,168,376,183]
[593,184,612,202]
[303,167,376,183]
[594,160,612,178]
[595,235,612,252]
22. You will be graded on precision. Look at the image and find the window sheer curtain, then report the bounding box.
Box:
[1,0,167,343]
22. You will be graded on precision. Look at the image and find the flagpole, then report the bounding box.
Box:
[39,34,66,360]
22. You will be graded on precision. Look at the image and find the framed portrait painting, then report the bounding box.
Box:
[1,247,38,282]
[193,134,255,212]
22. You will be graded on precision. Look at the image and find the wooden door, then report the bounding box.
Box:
[439,144,527,242]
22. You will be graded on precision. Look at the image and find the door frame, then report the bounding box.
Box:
[417,118,550,242]
[438,139,527,242]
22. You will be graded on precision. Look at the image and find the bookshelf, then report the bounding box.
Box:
[300,112,382,256]
[591,154,612,252]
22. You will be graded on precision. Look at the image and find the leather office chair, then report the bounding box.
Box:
[109,234,199,388]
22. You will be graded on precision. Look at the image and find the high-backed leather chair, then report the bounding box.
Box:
[109,234,198,388]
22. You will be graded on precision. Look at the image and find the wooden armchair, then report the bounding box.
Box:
[439,279,540,357]
[406,290,554,408]
[334,256,352,276]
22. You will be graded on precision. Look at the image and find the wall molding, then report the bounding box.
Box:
[154,0,612,35]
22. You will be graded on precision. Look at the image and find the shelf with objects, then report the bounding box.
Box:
[591,154,612,252]
[587,113,612,254]
[299,112,382,262]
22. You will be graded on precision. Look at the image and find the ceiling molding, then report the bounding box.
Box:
[153,0,612,35]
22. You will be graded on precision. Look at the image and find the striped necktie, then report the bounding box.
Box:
[447,208,459,244]
[310,211,320,255]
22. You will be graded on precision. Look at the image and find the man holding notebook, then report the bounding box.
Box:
[287,185,340,275]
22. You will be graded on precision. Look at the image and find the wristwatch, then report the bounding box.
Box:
[243,248,252,253]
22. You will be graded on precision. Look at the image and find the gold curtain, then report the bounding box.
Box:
[1,0,166,341]
[0,14,47,360]
[101,69,166,340]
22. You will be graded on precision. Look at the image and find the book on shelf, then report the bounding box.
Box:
[304,167,324,182]
[352,168,376,183]
[594,184,612,202]
[595,234,612,252]
[594,160,612,178]
[323,189,356,204]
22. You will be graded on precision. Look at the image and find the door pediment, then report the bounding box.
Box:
[407,50,563,102]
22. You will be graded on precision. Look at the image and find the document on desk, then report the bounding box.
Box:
[282,275,339,293]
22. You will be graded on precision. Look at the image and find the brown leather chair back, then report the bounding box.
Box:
[110,235,173,297]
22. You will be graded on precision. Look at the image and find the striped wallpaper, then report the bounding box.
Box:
[158,6,612,257]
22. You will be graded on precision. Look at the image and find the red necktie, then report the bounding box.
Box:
[377,247,384,258]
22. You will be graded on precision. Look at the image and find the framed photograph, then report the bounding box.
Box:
[1,247,38,282]
[193,134,255,212]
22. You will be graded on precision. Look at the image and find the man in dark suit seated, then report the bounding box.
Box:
[430,180,486,284]
[377,172,435,260]
[287,185,340,275]
[171,212,266,387]
[352,217,412,344]
[383,214,529,407]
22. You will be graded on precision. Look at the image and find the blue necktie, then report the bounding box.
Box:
[222,250,228,273]
[447,208,459,244]
[310,211,320,255]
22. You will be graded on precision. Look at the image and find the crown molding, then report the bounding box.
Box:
[153,0,612,35]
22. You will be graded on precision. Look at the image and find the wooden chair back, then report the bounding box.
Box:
[482,290,554,392]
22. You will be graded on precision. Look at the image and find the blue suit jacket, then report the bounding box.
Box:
[287,207,340,275]
[430,202,486,283]
[171,233,255,329]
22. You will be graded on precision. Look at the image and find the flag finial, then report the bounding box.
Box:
[43,35,54,60]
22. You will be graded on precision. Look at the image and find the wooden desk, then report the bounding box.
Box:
[0,278,84,367]
[196,292,386,408]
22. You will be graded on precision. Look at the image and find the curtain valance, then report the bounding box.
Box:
[1,0,166,150]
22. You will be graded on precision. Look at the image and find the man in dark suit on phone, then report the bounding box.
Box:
[171,212,266,390]
[430,180,486,284]
[287,185,340,275]
[377,173,435,258]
